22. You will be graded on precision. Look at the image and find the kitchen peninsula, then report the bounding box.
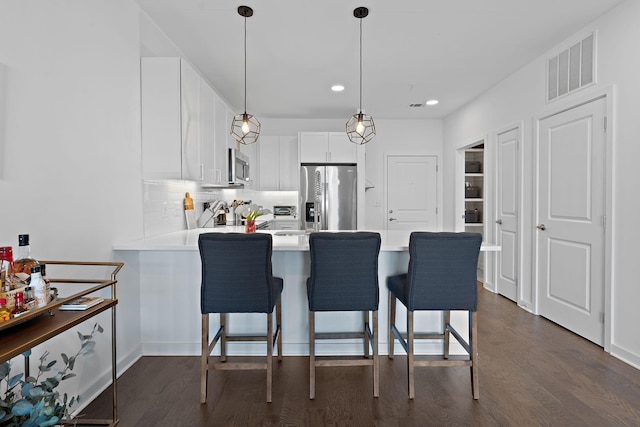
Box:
[114,229,499,357]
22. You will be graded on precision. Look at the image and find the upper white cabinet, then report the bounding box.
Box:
[328,132,358,163]
[299,132,357,163]
[257,136,298,190]
[179,60,203,181]
[239,141,257,190]
[200,83,217,185]
[203,93,233,187]
[141,57,205,181]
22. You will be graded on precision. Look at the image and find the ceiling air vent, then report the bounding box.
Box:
[409,103,424,108]
[547,32,595,102]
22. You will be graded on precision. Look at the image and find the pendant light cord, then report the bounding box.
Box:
[243,15,247,114]
[359,17,363,113]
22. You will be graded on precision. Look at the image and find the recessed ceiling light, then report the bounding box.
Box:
[426,99,439,106]
[331,84,345,92]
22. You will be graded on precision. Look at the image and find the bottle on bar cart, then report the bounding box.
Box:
[0,246,14,292]
[0,298,10,321]
[13,234,39,285]
[30,265,48,308]
[11,292,28,318]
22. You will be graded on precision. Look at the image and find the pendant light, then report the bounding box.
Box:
[231,5,261,145]
[346,6,375,145]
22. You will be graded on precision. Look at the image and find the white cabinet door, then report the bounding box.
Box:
[201,82,217,185]
[274,220,299,230]
[328,132,357,163]
[141,58,182,179]
[212,94,230,186]
[257,136,298,190]
[258,136,279,190]
[240,142,257,189]
[141,57,207,181]
[180,60,202,181]
[299,132,356,164]
[226,108,237,150]
[279,136,298,190]
[299,132,329,163]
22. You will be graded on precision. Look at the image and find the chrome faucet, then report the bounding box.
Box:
[197,200,229,228]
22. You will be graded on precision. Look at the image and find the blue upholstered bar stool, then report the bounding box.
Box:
[306,231,381,399]
[199,233,283,404]
[387,232,482,399]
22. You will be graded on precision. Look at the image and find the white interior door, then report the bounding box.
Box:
[386,155,437,231]
[496,128,519,302]
[537,97,606,346]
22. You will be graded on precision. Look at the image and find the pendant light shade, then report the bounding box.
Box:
[346,6,375,145]
[231,5,260,145]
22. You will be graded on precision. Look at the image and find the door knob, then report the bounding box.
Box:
[536,224,546,231]
[389,210,394,214]
[389,217,397,221]
[496,219,503,225]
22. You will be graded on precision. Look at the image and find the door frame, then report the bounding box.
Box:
[494,122,526,306]
[455,136,488,232]
[383,153,441,231]
[455,136,493,289]
[533,86,614,352]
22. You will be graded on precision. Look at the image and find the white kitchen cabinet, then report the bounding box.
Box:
[274,220,300,230]
[226,108,238,150]
[202,93,232,186]
[299,132,357,163]
[258,135,298,190]
[141,57,205,181]
[239,141,257,189]
[328,133,357,163]
[179,60,202,181]
[200,83,217,185]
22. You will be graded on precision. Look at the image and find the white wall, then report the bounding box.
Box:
[363,119,443,230]
[0,0,144,411]
[442,0,640,368]
[260,118,443,230]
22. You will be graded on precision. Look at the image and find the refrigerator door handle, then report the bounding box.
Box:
[322,182,328,230]
[314,170,322,231]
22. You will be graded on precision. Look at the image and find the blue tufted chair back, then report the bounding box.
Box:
[406,232,482,311]
[199,233,280,314]
[307,232,381,312]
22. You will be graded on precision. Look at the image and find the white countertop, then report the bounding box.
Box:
[114,229,501,252]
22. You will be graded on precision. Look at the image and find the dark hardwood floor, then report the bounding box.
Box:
[83,287,640,426]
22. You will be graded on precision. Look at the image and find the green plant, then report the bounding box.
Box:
[0,322,103,426]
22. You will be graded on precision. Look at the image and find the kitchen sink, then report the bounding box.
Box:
[274,230,309,236]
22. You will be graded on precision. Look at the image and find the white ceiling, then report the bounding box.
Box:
[135,0,624,120]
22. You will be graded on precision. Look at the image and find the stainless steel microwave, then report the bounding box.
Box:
[228,148,250,185]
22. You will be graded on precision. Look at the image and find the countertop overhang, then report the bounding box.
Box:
[114,229,501,252]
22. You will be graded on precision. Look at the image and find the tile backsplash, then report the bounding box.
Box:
[143,180,298,237]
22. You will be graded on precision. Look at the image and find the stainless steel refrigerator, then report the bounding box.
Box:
[300,164,357,231]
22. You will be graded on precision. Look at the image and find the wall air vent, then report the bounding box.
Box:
[409,103,424,108]
[547,32,595,102]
